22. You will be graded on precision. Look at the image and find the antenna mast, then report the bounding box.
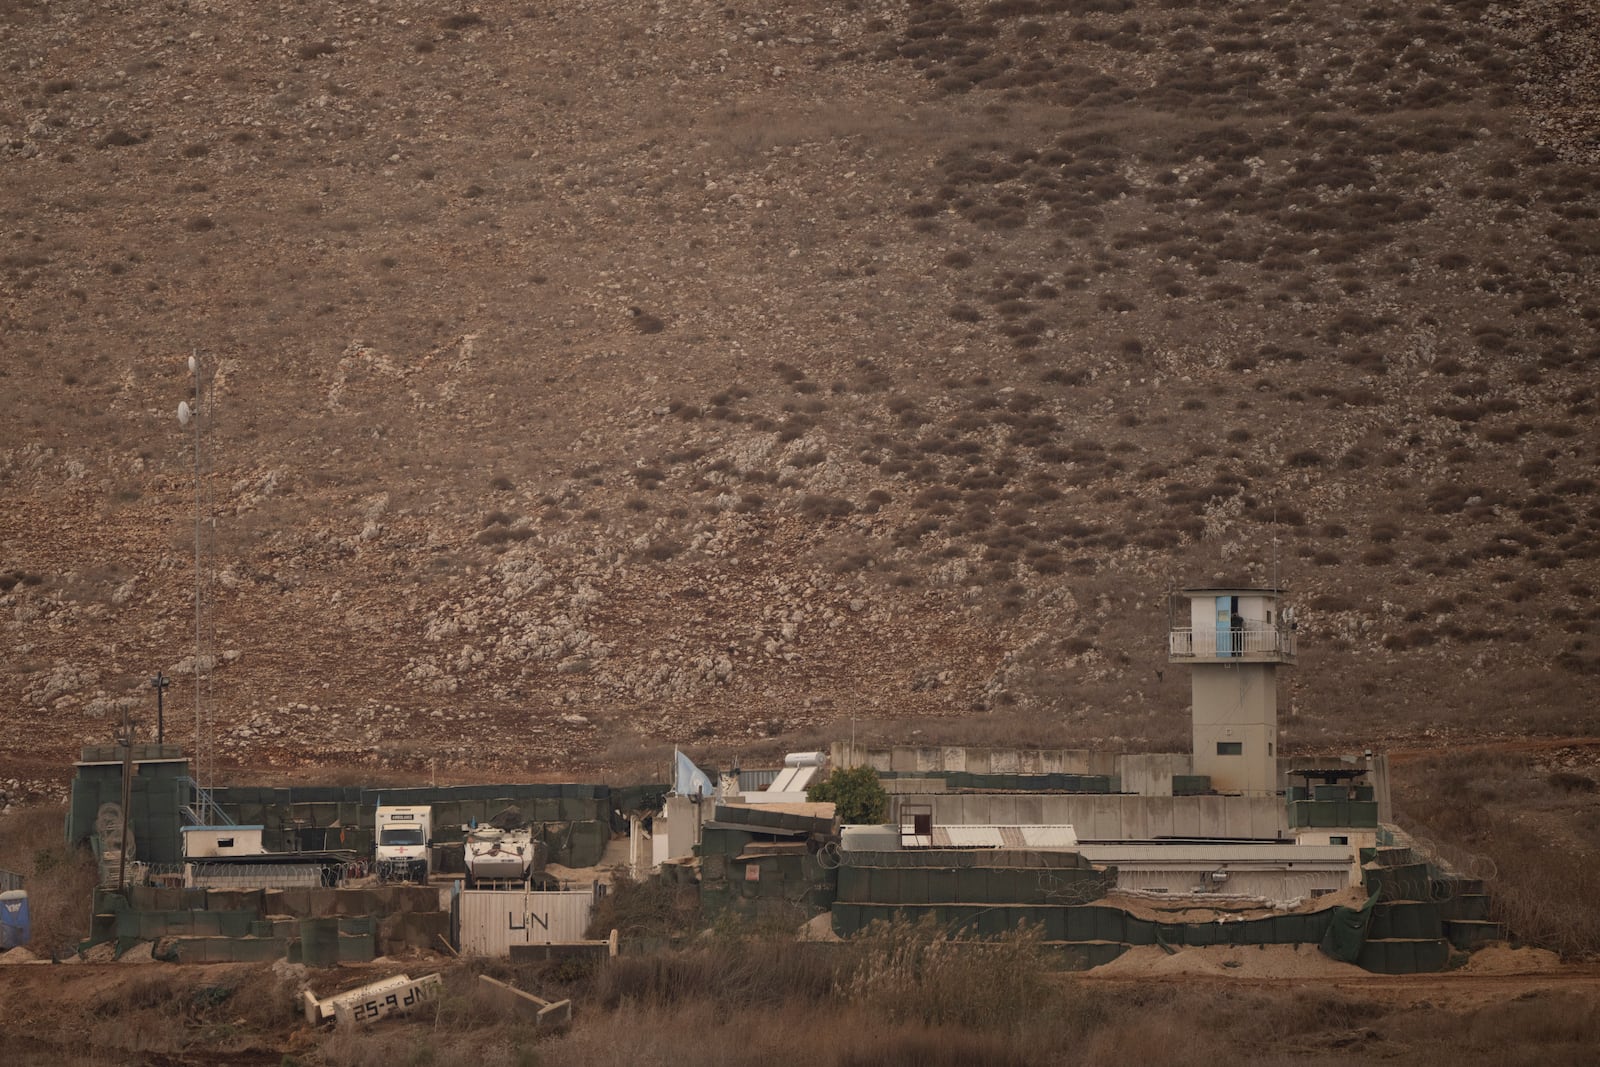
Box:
[180,352,214,792]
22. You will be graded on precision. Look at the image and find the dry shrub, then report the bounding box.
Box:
[1383,990,1600,1065]
[843,915,1050,1029]
[584,871,701,941]
[592,938,836,1012]
[1078,1009,1231,1066]
[1482,845,1600,958]
[0,804,98,955]
[835,1030,1034,1067]
[1395,752,1600,957]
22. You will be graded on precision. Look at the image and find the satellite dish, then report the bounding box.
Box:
[178,400,192,426]
[188,355,198,374]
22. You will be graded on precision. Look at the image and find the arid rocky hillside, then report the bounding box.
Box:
[3,0,1597,796]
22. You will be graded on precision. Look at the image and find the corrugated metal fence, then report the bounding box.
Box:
[458,888,597,955]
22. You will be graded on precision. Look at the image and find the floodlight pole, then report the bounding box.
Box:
[192,356,203,791]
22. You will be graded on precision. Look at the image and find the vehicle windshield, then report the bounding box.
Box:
[380,828,425,846]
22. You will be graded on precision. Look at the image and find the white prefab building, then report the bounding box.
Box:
[181,825,267,858]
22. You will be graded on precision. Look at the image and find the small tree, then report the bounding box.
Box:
[806,765,888,824]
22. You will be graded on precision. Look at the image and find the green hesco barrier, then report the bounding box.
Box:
[568,821,609,867]
[1369,902,1441,941]
[1062,906,1127,942]
[699,829,753,857]
[1440,894,1491,922]
[1322,890,1382,963]
[299,917,341,968]
[172,937,288,964]
[337,933,376,962]
[1365,863,1432,902]
[953,868,986,902]
[1358,938,1451,974]
[920,869,953,902]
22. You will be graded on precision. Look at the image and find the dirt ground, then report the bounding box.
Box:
[3,948,1599,1066]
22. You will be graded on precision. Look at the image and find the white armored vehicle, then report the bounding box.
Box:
[461,809,547,888]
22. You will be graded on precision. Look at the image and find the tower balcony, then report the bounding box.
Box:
[1169,626,1296,664]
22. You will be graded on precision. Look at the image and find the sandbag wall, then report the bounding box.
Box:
[83,884,448,965]
[209,783,621,868]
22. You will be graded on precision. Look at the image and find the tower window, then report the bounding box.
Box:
[1217,742,1243,756]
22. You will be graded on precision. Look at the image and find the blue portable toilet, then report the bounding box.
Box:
[0,890,28,949]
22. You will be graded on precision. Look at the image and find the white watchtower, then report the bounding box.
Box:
[1168,587,1296,795]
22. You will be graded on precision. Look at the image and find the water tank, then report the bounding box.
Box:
[840,824,901,852]
[0,890,29,949]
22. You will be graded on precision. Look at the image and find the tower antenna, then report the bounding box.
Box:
[179,352,214,792]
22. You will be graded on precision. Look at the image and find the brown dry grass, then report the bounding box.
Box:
[0,804,98,957]
[309,934,1600,1067]
[1392,749,1600,957]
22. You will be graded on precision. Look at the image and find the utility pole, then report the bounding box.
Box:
[118,706,134,892]
[151,672,169,746]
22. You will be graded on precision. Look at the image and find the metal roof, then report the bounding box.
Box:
[924,825,1080,849]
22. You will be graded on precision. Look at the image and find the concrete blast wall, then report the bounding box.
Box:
[833,744,1192,795]
[892,793,1288,840]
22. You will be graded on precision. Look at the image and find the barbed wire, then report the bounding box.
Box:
[108,859,386,889]
[1035,870,1106,905]
[1393,822,1497,886]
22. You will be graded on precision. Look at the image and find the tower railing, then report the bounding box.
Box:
[1169,627,1296,659]
[178,777,236,827]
